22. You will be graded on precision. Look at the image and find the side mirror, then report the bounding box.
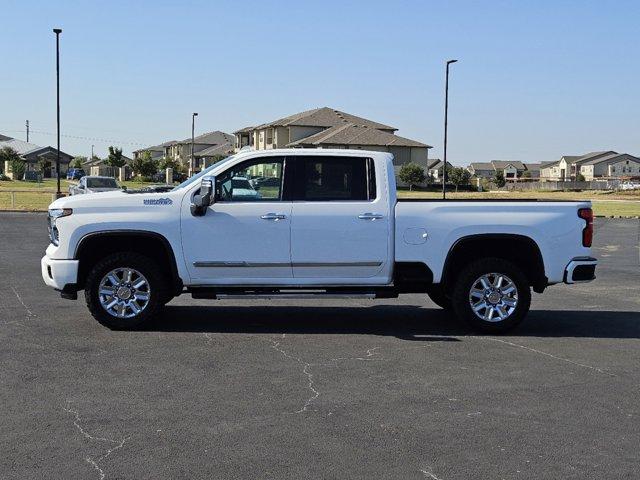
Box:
[190,175,216,216]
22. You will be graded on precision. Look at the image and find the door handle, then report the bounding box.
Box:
[358,213,383,220]
[261,213,286,220]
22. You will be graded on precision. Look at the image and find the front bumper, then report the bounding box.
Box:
[564,256,597,284]
[41,255,79,291]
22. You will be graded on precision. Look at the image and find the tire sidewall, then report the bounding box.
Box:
[85,252,166,329]
[452,257,531,333]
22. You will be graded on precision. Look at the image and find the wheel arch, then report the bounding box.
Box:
[74,230,183,294]
[441,234,547,293]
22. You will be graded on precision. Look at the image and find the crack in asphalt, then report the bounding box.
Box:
[63,402,130,480]
[269,335,381,414]
[477,337,616,377]
[10,285,35,318]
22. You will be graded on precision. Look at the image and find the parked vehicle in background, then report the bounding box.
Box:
[68,176,121,195]
[42,149,597,333]
[66,168,85,180]
[620,181,640,190]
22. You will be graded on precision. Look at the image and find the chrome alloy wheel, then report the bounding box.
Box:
[468,272,518,322]
[98,268,151,318]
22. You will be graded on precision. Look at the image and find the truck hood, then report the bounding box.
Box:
[48,189,180,211]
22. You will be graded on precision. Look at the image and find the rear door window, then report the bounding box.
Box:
[293,156,374,201]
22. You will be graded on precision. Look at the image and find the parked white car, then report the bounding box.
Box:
[620,181,640,190]
[68,176,121,195]
[42,149,597,333]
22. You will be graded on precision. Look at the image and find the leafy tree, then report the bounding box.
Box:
[158,156,180,171]
[131,150,158,178]
[576,173,586,182]
[104,146,126,168]
[0,146,25,179]
[494,171,506,188]
[37,157,50,175]
[398,163,426,191]
[521,170,532,179]
[72,156,87,168]
[447,166,471,192]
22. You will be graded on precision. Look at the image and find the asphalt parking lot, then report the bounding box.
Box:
[1,213,639,480]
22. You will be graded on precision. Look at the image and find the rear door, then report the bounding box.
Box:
[290,155,391,284]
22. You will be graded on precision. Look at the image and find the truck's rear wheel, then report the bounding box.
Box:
[427,286,452,310]
[85,252,167,329]
[451,257,531,333]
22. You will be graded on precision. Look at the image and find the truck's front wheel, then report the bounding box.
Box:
[451,257,531,333]
[85,252,167,329]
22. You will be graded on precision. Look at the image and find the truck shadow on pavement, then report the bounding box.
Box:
[147,305,640,340]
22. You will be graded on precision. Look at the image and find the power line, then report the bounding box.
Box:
[0,128,146,146]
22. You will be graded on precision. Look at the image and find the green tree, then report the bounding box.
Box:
[576,173,586,182]
[72,156,87,168]
[104,146,126,168]
[158,156,180,171]
[448,166,471,192]
[0,146,25,179]
[398,163,426,191]
[494,171,506,188]
[131,150,158,178]
[521,170,532,179]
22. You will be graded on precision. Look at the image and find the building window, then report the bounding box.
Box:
[267,128,273,145]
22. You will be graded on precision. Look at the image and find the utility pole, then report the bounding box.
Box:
[442,59,458,200]
[91,144,94,159]
[191,112,198,176]
[26,120,29,142]
[53,28,62,198]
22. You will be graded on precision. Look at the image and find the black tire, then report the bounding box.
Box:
[85,252,167,330]
[427,286,452,310]
[451,257,531,334]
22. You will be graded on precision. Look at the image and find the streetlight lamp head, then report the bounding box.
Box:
[447,59,458,64]
[53,28,62,34]
[193,112,199,116]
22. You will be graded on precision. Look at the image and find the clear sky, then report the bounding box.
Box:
[1,0,638,165]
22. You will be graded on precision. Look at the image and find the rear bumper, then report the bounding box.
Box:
[564,256,597,284]
[41,255,79,292]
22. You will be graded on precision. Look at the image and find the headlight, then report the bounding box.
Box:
[48,208,72,246]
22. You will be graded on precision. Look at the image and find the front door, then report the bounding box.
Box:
[181,156,292,284]
[289,155,391,284]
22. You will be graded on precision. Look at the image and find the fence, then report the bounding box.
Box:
[0,190,62,210]
[502,180,616,191]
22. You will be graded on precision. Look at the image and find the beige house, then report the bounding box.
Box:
[234,107,431,168]
[467,161,541,180]
[539,151,640,181]
[134,132,234,172]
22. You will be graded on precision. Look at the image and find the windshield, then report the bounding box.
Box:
[87,178,118,188]
[171,154,238,191]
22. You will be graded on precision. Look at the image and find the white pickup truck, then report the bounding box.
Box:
[42,149,597,332]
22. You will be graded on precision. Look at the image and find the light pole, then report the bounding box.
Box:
[191,112,198,176]
[442,59,457,200]
[53,28,62,197]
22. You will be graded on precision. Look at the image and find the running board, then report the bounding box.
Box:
[189,287,398,300]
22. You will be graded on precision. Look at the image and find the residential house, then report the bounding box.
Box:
[0,135,73,179]
[539,151,640,181]
[134,132,234,172]
[234,107,431,169]
[164,131,234,171]
[427,159,444,181]
[577,153,640,180]
[83,154,134,179]
[467,160,539,180]
[132,141,174,162]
